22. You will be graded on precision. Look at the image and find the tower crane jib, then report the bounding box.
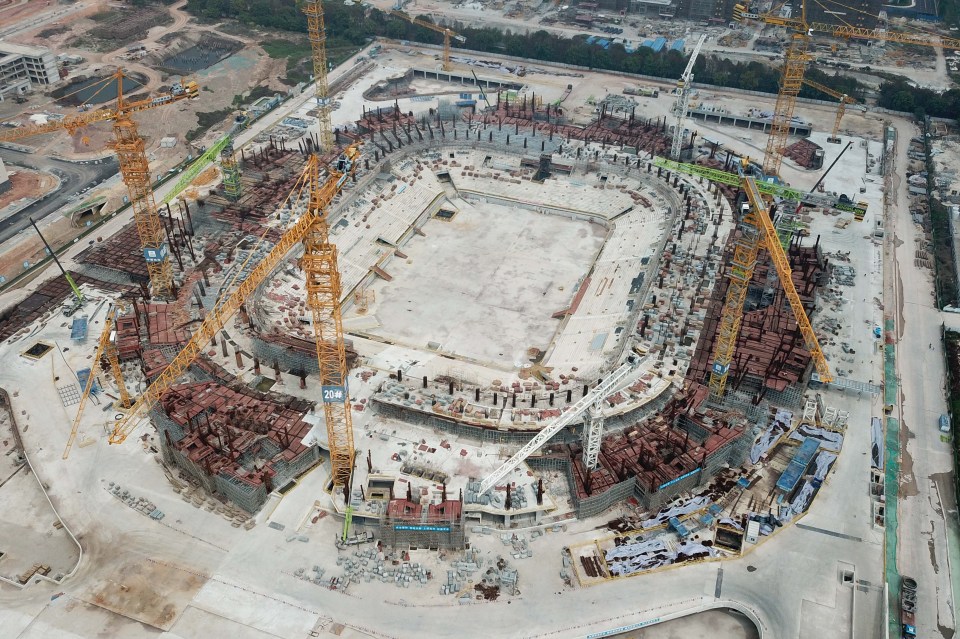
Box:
[670,34,707,161]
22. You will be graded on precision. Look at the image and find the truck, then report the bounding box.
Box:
[901,576,917,637]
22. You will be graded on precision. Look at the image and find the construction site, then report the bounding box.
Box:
[0,0,956,637]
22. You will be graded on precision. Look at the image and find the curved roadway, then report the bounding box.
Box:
[0,148,118,245]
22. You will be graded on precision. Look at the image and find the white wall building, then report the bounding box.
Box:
[0,158,10,195]
[0,41,59,100]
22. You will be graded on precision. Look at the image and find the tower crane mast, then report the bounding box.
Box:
[389,10,466,72]
[303,154,356,490]
[108,145,361,446]
[734,0,960,175]
[303,0,334,150]
[0,69,198,298]
[670,34,707,161]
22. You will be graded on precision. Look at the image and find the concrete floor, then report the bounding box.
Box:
[619,609,759,638]
[0,400,78,584]
[366,198,604,368]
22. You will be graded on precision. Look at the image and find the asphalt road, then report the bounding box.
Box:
[888,117,960,638]
[0,147,118,245]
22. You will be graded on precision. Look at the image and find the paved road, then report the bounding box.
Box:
[888,115,960,637]
[0,148,118,245]
[0,1,85,38]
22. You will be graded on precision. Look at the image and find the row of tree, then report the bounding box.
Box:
[184,0,955,120]
[877,79,960,119]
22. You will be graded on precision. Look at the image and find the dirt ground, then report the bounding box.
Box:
[0,167,57,213]
[0,0,290,286]
[4,0,289,165]
[0,0,71,27]
[84,556,208,630]
[0,216,81,280]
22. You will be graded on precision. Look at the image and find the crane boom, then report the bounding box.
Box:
[708,178,832,399]
[0,82,197,142]
[477,360,639,495]
[64,304,120,458]
[161,134,233,204]
[800,78,855,105]
[0,109,115,141]
[108,144,361,445]
[652,156,867,219]
[734,1,960,174]
[670,34,707,161]
[735,4,960,49]
[389,10,466,72]
[744,177,832,382]
[0,77,197,142]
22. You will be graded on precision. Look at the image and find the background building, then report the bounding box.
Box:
[803,0,884,29]
[0,42,59,100]
[0,158,9,196]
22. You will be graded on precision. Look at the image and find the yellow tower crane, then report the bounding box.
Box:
[64,302,131,459]
[734,1,960,176]
[707,178,832,400]
[800,77,859,144]
[302,152,357,490]
[389,10,466,72]
[303,0,334,150]
[0,69,199,299]
[108,145,361,463]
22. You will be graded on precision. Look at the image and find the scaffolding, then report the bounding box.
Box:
[220,141,242,202]
[379,499,466,550]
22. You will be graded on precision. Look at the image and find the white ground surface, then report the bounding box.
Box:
[0,401,79,585]
[366,199,604,367]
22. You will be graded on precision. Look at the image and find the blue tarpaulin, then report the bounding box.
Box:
[70,316,88,341]
[76,368,100,394]
[776,437,820,493]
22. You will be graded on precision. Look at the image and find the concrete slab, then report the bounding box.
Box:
[365,198,604,368]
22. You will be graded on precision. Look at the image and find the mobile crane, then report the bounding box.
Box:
[800,77,861,144]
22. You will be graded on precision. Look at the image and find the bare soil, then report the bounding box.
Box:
[0,167,57,211]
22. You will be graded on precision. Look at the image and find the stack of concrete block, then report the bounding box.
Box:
[105,481,165,521]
